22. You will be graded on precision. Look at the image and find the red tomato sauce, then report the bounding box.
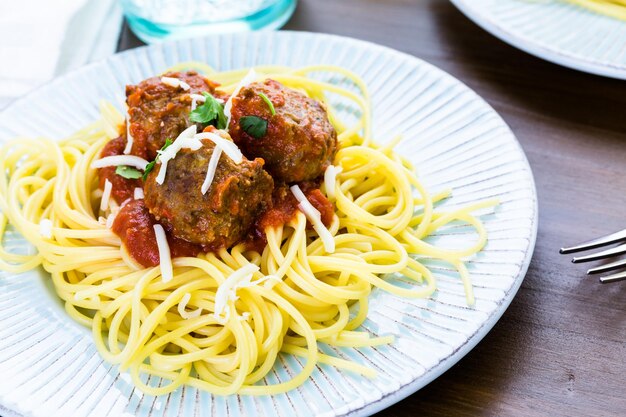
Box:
[98,136,141,205]
[305,188,334,227]
[245,184,334,252]
[112,200,202,268]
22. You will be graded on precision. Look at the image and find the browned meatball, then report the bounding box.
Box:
[126,71,225,160]
[228,79,337,183]
[143,133,273,250]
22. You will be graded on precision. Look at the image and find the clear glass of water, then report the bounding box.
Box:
[121,0,297,43]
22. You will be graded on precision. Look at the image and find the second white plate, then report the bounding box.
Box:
[451,0,626,79]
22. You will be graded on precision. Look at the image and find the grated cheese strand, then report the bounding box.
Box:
[100,179,113,211]
[190,94,202,112]
[134,187,144,199]
[190,93,206,103]
[224,68,257,129]
[123,117,133,154]
[153,224,173,282]
[213,264,281,324]
[39,219,53,239]
[161,76,190,91]
[201,147,222,195]
[243,273,280,289]
[178,293,202,319]
[194,131,243,164]
[91,155,149,170]
[237,312,251,321]
[105,212,117,229]
[190,93,224,104]
[155,125,202,185]
[290,184,335,253]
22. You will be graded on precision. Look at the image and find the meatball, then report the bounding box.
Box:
[126,71,225,160]
[228,79,337,183]
[143,134,273,250]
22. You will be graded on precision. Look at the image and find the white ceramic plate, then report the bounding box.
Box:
[451,0,626,79]
[0,31,537,417]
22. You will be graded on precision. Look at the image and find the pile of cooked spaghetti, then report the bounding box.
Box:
[0,64,495,396]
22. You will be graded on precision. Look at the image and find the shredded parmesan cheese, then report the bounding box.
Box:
[39,219,53,239]
[323,165,343,200]
[194,132,243,163]
[105,212,117,229]
[120,198,131,208]
[153,224,173,282]
[224,68,257,128]
[213,264,279,324]
[190,93,224,106]
[290,185,335,253]
[100,179,113,211]
[201,147,222,194]
[237,312,251,321]
[155,125,202,185]
[190,93,206,103]
[134,187,144,199]
[178,293,202,319]
[91,155,149,170]
[161,76,190,91]
[123,117,133,154]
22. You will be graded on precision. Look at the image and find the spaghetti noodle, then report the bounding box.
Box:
[0,65,495,395]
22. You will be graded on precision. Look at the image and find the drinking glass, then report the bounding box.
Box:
[121,0,297,43]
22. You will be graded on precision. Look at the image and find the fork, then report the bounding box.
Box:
[560,228,626,283]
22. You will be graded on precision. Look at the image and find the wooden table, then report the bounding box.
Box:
[119,1,626,416]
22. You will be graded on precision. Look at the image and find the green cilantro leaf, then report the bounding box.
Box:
[115,165,142,179]
[142,161,155,181]
[240,116,267,139]
[155,138,173,158]
[189,92,227,129]
[258,92,276,116]
[143,138,173,181]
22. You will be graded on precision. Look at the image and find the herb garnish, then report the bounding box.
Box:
[143,162,155,181]
[258,92,276,116]
[143,139,173,180]
[189,92,227,129]
[240,116,267,139]
[115,165,142,179]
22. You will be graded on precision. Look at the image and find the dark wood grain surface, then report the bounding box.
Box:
[119,1,626,416]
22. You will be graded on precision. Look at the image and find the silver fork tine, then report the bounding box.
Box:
[560,228,626,254]
[571,242,626,263]
[600,270,626,284]
[586,258,626,275]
